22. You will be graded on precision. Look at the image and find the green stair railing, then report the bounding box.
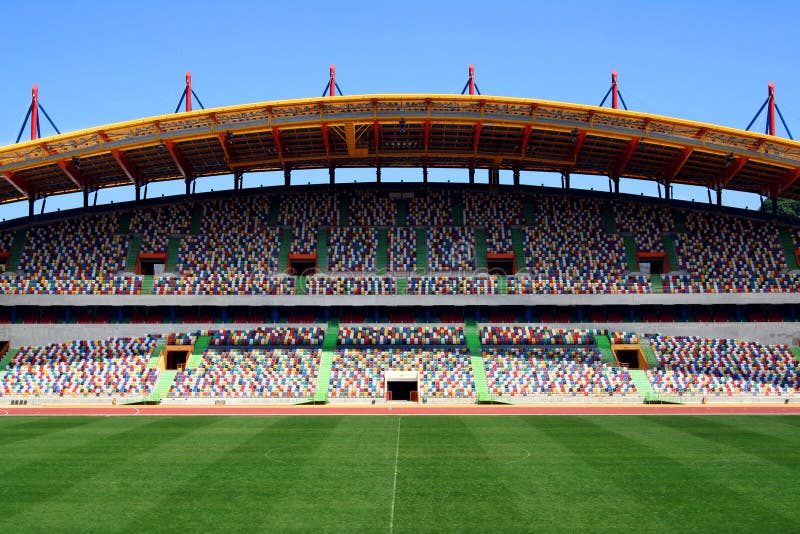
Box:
[125,236,142,272]
[602,205,617,234]
[415,228,428,274]
[165,237,182,272]
[376,229,388,273]
[0,348,18,371]
[452,193,464,226]
[465,319,492,402]
[779,227,799,270]
[190,204,203,234]
[396,199,408,226]
[623,235,638,272]
[313,319,339,403]
[6,229,27,272]
[117,212,132,234]
[278,228,292,272]
[317,228,329,273]
[475,228,487,271]
[339,195,349,226]
[268,196,281,226]
[662,234,679,272]
[524,196,536,225]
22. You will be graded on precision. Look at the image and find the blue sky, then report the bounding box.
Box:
[1,0,798,220]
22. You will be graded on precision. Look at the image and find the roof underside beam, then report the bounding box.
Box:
[610,137,640,178]
[111,149,140,185]
[217,134,233,165]
[662,147,692,183]
[570,130,587,161]
[56,160,86,190]
[772,167,800,197]
[520,125,532,157]
[163,140,193,179]
[472,122,482,154]
[715,156,748,189]
[1,171,30,198]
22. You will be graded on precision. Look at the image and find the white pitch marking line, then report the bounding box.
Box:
[389,415,402,534]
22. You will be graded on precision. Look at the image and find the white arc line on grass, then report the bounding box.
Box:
[389,415,402,534]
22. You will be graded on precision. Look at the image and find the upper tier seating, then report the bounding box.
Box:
[280,193,338,255]
[480,325,599,345]
[168,348,320,398]
[328,227,377,272]
[130,204,191,253]
[613,201,674,252]
[664,211,794,293]
[610,331,640,344]
[464,192,523,227]
[1,336,159,397]
[1,213,139,295]
[207,327,325,346]
[483,347,634,396]
[408,190,452,226]
[349,191,396,226]
[338,325,465,345]
[328,348,474,398]
[153,196,286,295]
[407,275,498,295]
[307,275,395,295]
[427,227,475,271]
[647,335,800,396]
[486,225,514,254]
[515,195,645,294]
[388,227,416,272]
[0,231,14,252]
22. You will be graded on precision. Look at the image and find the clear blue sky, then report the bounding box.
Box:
[1,0,798,220]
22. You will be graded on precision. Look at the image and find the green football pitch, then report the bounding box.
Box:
[1,415,798,532]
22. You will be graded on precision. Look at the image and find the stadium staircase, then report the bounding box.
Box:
[415,228,428,274]
[376,229,388,273]
[596,335,616,364]
[639,342,659,369]
[0,348,18,371]
[497,275,508,295]
[117,212,132,234]
[339,195,349,226]
[186,336,211,369]
[397,278,407,295]
[165,237,181,272]
[190,205,203,235]
[464,319,493,403]
[147,342,166,369]
[628,369,655,400]
[296,276,307,295]
[475,228,487,271]
[141,275,154,295]
[268,196,281,226]
[662,235,679,272]
[791,347,800,362]
[452,194,464,225]
[649,274,663,293]
[6,229,27,272]
[125,236,142,272]
[149,370,177,402]
[312,319,339,403]
[317,228,329,273]
[779,227,799,270]
[623,235,638,271]
[511,228,525,269]
[602,205,617,234]
[524,197,536,225]
[278,228,292,272]
[396,199,408,226]
[672,209,687,233]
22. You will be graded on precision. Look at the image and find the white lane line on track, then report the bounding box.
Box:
[389,415,402,534]
[0,409,8,416]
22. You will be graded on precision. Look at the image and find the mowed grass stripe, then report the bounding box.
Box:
[0,416,798,533]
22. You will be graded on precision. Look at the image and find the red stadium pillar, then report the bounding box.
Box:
[611,71,619,110]
[469,64,475,96]
[30,85,39,140]
[330,65,335,97]
[185,72,192,112]
[768,82,776,136]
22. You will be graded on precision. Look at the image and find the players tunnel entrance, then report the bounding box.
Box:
[486,253,516,275]
[137,253,167,275]
[612,345,648,370]
[637,252,667,275]
[162,347,191,371]
[385,370,419,402]
[288,254,317,276]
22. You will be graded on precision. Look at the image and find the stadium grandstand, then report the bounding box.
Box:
[2,65,800,407]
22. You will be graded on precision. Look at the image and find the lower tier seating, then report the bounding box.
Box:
[328,348,475,398]
[168,348,320,398]
[483,347,634,396]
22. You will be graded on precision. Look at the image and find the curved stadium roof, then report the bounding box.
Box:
[1,94,799,204]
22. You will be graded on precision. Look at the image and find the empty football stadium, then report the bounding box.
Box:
[2,45,800,529]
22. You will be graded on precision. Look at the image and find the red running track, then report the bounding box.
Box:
[2,404,800,416]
